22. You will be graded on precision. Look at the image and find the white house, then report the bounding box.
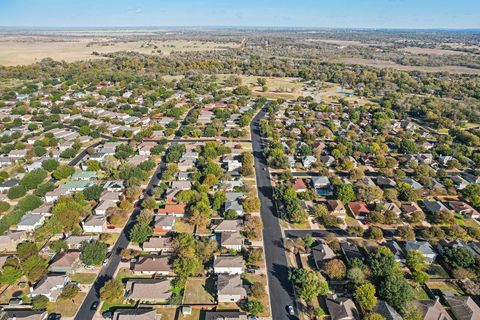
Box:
[214,255,244,275]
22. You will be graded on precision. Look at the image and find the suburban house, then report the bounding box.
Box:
[94,200,116,216]
[312,241,336,269]
[112,308,157,320]
[103,180,125,192]
[422,200,448,215]
[213,255,244,275]
[205,311,247,320]
[30,274,68,302]
[125,278,172,303]
[0,310,48,320]
[340,241,364,263]
[153,215,176,234]
[16,214,45,232]
[302,155,317,168]
[293,178,307,193]
[348,201,370,220]
[224,200,244,217]
[373,300,403,320]
[327,200,346,220]
[216,274,247,303]
[156,204,186,218]
[65,234,99,250]
[212,219,243,233]
[405,240,437,264]
[142,237,174,253]
[132,255,173,276]
[220,231,243,251]
[325,293,360,320]
[415,299,453,320]
[448,201,479,219]
[82,215,106,233]
[385,241,407,266]
[445,295,480,320]
[50,251,81,274]
[0,231,26,252]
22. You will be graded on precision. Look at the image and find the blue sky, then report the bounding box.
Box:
[1,0,479,29]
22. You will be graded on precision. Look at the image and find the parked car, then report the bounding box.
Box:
[102,311,113,319]
[48,313,61,320]
[287,305,295,316]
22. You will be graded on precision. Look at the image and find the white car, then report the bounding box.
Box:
[287,305,295,316]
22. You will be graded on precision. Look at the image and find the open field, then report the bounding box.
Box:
[217,74,305,99]
[337,57,480,74]
[399,47,472,56]
[0,39,239,66]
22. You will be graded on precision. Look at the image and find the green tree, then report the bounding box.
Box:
[0,201,10,213]
[60,283,80,299]
[80,240,108,266]
[365,313,386,320]
[41,159,59,172]
[399,139,417,154]
[406,250,427,272]
[32,295,49,310]
[129,223,152,244]
[354,282,377,311]
[20,169,47,190]
[244,299,264,315]
[7,185,26,199]
[288,268,329,301]
[100,279,124,303]
[83,185,103,201]
[323,259,346,280]
[0,265,22,285]
[463,184,480,207]
[443,247,475,269]
[378,274,414,311]
[334,183,356,204]
[53,165,75,180]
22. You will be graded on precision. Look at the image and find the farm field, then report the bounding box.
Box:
[0,39,239,66]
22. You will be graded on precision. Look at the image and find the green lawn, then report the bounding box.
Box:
[70,272,97,284]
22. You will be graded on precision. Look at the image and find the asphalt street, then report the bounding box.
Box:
[73,156,164,320]
[250,110,298,320]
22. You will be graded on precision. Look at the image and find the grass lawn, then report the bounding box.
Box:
[100,233,119,246]
[175,218,195,233]
[70,272,97,284]
[413,286,431,300]
[183,277,216,305]
[217,302,241,310]
[427,264,450,279]
[427,281,464,296]
[47,292,86,317]
[101,300,135,313]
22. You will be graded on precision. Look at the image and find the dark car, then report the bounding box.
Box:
[90,301,99,311]
[102,311,113,319]
[48,314,61,320]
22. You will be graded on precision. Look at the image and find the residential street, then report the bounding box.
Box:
[250,110,298,320]
[73,159,165,320]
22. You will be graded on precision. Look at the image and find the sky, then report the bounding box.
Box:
[0,0,479,29]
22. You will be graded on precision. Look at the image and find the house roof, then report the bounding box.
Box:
[154,215,175,227]
[415,299,453,320]
[18,214,43,227]
[348,201,369,217]
[221,231,243,246]
[446,296,480,320]
[125,278,171,301]
[51,251,80,268]
[213,219,243,232]
[326,293,360,320]
[133,255,172,273]
[293,178,307,191]
[374,300,403,320]
[214,255,244,269]
[143,237,174,250]
[405,240,436,256]
[157,204,186,215]
[33,274,66,297]
[204,311,248,320]
[312,241,336,267]
[217,274,246,296]
[1,310,48,320]
[112,308,157,320]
